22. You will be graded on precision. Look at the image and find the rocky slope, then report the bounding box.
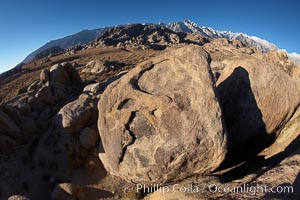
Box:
[166,20,278,53]
[0,24,299,199]
[34,46,65,60]
[87,24,209,50]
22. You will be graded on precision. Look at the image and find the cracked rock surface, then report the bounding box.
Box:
[98,45,228,184]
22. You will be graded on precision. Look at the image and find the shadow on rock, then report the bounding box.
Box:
[216,67,275,176]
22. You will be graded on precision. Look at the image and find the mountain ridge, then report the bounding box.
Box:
[20,20,300,66]
[166,20,278,52]
[22,28,109,63]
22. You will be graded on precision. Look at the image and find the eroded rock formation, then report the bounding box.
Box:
[98,45,228,184]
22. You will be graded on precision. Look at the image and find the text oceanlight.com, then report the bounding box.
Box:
[136,183,294,196]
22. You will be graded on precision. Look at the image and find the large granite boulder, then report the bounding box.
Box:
[31,63,83,109]
[40,68,50,84]
[85,59,106,74]
[0,108,22,153]
[98,45,228,184]
[57,96,93,134]
[263,49,295,75]
[49,63,82,100]
[0,109,21,138]
[57,91,99,134]
[49,64,72,100]
[8,195,30,200]
[83,83,102,94]
[79,127,99,149]
[216,58,300,153]
[35,83,55,106]
[260,105,300,159]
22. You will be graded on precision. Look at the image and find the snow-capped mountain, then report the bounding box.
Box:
[287,52,300,65]
[20,20,299,66]
[166,20,278,53]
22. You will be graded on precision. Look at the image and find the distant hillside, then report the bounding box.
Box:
[22,28,108,63]
[20,20,300,67]
[34,46,64,60]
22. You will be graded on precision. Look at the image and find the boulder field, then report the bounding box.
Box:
[0,43,300,199]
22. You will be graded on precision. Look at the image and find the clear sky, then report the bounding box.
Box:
[0,0,299,73]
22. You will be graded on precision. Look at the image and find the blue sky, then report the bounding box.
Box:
[0,0,299,73]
